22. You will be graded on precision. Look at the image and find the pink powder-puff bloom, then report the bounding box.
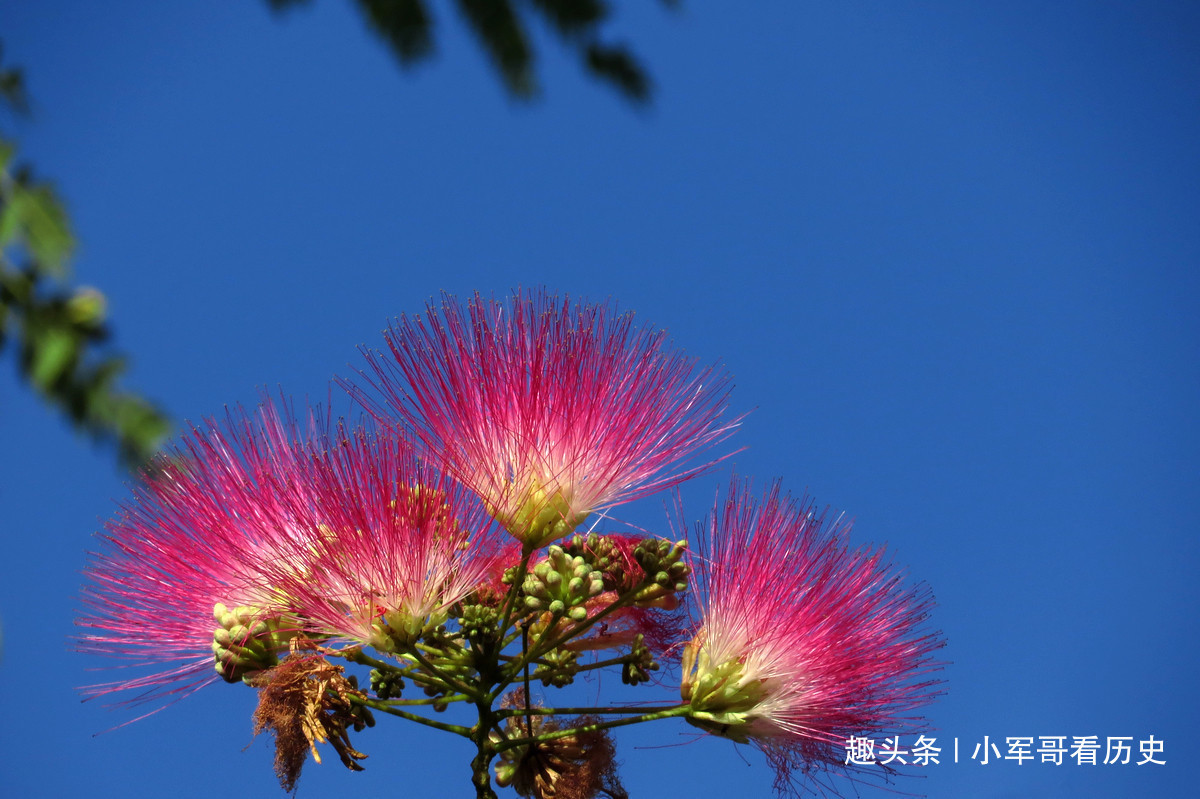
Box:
[682,480,944,790]
[77,400,326,707]
[267,421,507,652]
[352,290,739,549]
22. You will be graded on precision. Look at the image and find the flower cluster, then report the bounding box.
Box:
[78,403,503,701]
[78,289,943,798]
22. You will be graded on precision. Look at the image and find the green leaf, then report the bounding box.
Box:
[0,51,170,469]
[20,183,74,278]
[0,190,25,248]
[0,149,76,278]
[30,327,77,388]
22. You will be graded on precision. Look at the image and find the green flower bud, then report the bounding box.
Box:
[209,602,294,683]
[369,668,405,699]
[621,634,660,686]
[521,546,604,616]
[536,649,579,687]
[564,533,629,590]
[458,603,501,644]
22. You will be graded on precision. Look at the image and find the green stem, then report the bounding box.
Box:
[350,695,473,737]
[511,593,636,675]
[403,644,484,701]
[496,547,535,645]
[568,652,632,672]
[493,706,691,753]
[341,647,428,682]
[341,647,402,672]
[515,651,629,687]
[471,743,498,799]
[499,704,687,718]
[470,698,501,799]
[415,639,466,657]
[343,644,454,696]
[377,694,469,706]
[481,553,540,700]
[522,625,533,737]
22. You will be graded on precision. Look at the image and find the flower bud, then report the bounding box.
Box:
[210,603,294,683]
[521,546,604,618]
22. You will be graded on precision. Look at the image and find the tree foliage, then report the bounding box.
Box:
[0,50,170,468]
[267,0,675,102]
[2,3,672,467]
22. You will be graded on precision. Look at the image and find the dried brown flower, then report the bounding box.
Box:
[248,649,368,792]
[495,695,624,799]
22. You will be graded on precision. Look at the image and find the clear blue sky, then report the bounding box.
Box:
[2,2,1196,797]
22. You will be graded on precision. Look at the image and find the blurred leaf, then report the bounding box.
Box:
[0,142,75,278]
[263,0,662,103]
[529,0,607,34]
[0,182,24,246]
[1,136,169,469]
[17,183,73,276]
[455,0,535,97]
[82,355,172,466]
[0,42,30,116]
[0,262,32,304]
[5,279,170,466]
[112,399,173,466]
[2,267,171,466]
[355,0,435,64]
[29,326,77,388]
[584,42,648,102]
[0,71,28,116]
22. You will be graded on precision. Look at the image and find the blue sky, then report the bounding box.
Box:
[2,2,1197,797]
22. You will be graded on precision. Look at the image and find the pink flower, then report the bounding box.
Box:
[352,290,739,548]
[79,397,508,710]
[268,422,506,651]
[682,480,944,789]
[77,400,322,706]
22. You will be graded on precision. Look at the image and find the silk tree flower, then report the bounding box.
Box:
[77,400,328,707]
[352,289,739,549]
[267,421,507,652]
[681,480,944,789]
